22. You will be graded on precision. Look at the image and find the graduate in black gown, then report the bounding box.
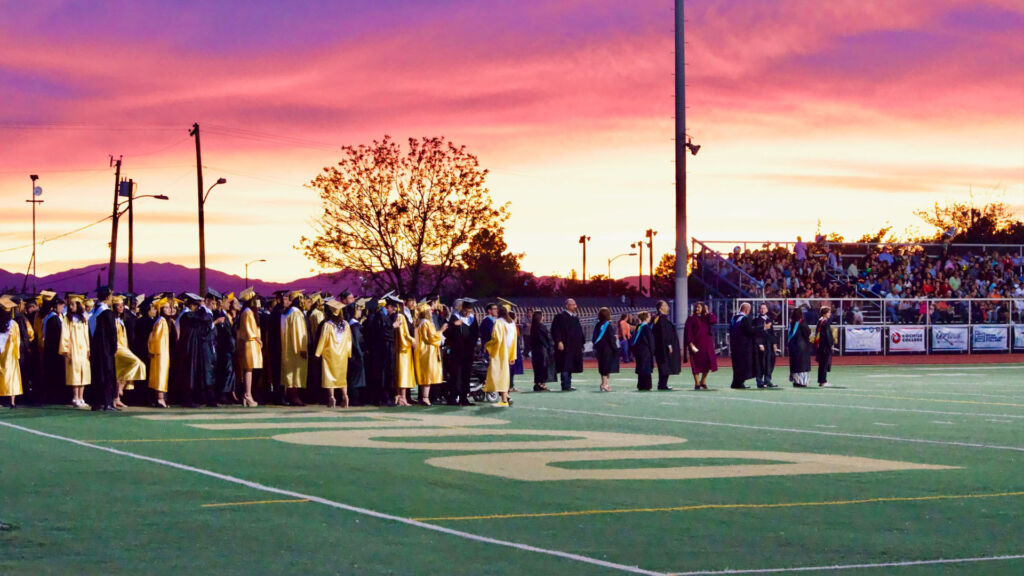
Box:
[728,303,756,389]
[87,287,118,411]
[265,291,286,403]
[444,299,479,405]
[652,300,681,391]
[592,307,619,392]
[814,306,835,387]
[214,297,237,403]
[787,308,812,387]
[130,296,156,405]
[179,291,218,407]
[752,303,778,389]
[631,311,655,391]
[41,298,66,403]
[550,299,584,391]
[364,296,398,406]
[345,301,367,405]
[529,310,554,392]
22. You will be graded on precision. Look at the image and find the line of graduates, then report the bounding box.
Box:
[728,302,834,389]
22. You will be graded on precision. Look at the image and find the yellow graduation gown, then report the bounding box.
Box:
[0,321,22,397]
[237,308,263,371]
[414,319,443,386]
[308,309,324,333]
[484,319,516,393]
[60,316,91,387]
[315,321,352,389]
[147,317,170,393]
[281,308,308,388]
[394,316,416,389]
[115,319,146,385]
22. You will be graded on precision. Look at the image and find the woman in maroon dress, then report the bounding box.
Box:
[683,301,718,390]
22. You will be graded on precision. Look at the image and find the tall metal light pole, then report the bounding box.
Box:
[674,0,694,335]
[645,229,658,296]
[608,252,637,278]
[26,175,43,293]
[631,241,644,295]
[122,186,169,294]
[245,258,266,289]
[578,235,591,282]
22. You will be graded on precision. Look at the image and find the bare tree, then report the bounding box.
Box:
[301,136,508,296]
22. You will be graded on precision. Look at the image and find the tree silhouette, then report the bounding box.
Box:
[301,136,508,296]
[460,228,522,296]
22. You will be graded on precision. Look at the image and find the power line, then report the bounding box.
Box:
[0,215,113,254]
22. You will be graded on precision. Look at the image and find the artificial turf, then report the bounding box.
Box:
[1,363,1022,575]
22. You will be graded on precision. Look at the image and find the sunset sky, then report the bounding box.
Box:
[1,0,1022,283]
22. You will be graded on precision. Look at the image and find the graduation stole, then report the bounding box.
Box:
[731,313,744,327]
[788,320,801,342]
[632,323,647,346]
[594,321,610,344]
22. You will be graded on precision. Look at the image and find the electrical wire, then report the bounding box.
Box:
[0,215,113,254]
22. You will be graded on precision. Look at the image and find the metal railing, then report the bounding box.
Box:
[691,239,765,298]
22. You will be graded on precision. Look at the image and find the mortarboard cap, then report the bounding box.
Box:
[0,295,16,311]
[183,293,202,304]
[205,288,222,300]
[324,300,344,315]
[497,297,516,308]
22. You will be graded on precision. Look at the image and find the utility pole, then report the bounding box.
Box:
[674,0,690,334]
[646,229,658,297]
[26,175,43,293]
[578,235,591,283]
[190,122,206,295]
[107,156,122,290]
[126,179,135,294]
[631,241,644,295]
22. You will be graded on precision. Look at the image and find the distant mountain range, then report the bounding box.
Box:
[0,261,366,297]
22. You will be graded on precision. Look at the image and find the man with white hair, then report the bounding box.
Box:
[729,302,756,389]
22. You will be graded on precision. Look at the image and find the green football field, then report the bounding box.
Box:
[2,363,1022,576]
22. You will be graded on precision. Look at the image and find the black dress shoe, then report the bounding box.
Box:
[793,384,807,388]
[756,384,767,389]
[459,400,476,406]
[562,387,577,392]
[657,386,674,391]
[765,383,778,388]
[731,385,749,389]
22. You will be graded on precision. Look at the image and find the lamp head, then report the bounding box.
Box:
[685,138,700,156]
[30,174,39,181]
[216,177,227,185]
[154,195,169,200]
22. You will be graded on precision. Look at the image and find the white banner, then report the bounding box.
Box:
[888,326,926,352]
[1015,325,1024,350]
[844,326,882,353]
[932,326,969,351]
[972,326,1008,351]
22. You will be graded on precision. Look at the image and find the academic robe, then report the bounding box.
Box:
[683,314,718,374]
[787,320,812,374]
[529,320,555,385]
[266,304,284,387]
[315,321,352,389]
[815,318,834,383]
[15,312,34,401]
[592,321,620,376]
[347,319,366,390]
[132,313,154,381]
[632,322,655,376]
[147,317,170,393]
[214,312,236,396]
[364,309,396,403]
[280,307,308,389]
[306,312,325,392]
[0,321,22,397]
[752,314,776,385]
[728,313,755,386]
[484,319,516,394]
[88,307,117,408]
[414,318,444,386]
[237,308,263,371]
[394,313,417,390]
[115,319,147,383]
[42,312,64,401]
[653,313,682,375]
[60,316,91,387]
[180,307,216,404]
[550,311,584,374]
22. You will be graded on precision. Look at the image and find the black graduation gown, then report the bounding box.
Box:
[364,309,395,403]
[788,321,812,374]
[444,313,479,399]
[14,312,36,402]
[752,314,777,384]
[550,311,584,374]
[132,314,154,374]
[266,304,284,388]
[728,313,755,385]
[214,312,236,396]
[42,313,64,402]
[652,313,682,376]
[632,323,655,376]
[529,321,555,384]
[347,319,366,390]
[815,318,834,368]
[593,321,620,376]
[180,308,216,405]
[308,317,326,399]
[87,308,117,408]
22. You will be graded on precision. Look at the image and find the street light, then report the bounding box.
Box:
[198,177,227,294]
[630,241,644,295]
[25,175,43,293]
[245,259,266,289]
[578,235,591,282]
[114,184,169,294]
[608,252,637,278]
[645,228,658,296]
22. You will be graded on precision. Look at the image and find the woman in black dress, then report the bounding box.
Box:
[592,307,619,392]
[787,308,812,387]
[631,311,655,391]
[530,310,554,391]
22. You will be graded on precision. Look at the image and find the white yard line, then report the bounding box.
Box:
[0,420,664,576]
[661,394,1024,420]
[669,553,1024,575]
[520,407,1024,452]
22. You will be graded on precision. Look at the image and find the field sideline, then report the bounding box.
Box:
[2,363,1022,575]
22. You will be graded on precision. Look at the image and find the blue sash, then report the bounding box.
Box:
[594,321,610,344]
[632,323,646,346]
[788,320,801,342]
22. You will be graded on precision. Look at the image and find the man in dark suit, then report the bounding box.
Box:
[550,299,584,391]
[445,298,479,406]
[652,300,681,390]
[752,303,779,388]
[87,287,118,410]
[729,302,755,389]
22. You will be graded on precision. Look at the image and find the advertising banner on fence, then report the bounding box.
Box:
[888,326,926,352]
[1015,325,1024,350]
[972,326,1008,351]
[932,326,969,351]
[844,326,882,353]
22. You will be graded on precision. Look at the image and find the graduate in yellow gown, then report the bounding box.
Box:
[315,300,352,407]
[414,304,446,405]
[0,296,23,407]
[60,295,91,409]
[484,305,517,407]
[112,295,146,408]
[236,288,262,407]
[393,303,416,406]
[147,297,174,408]
[280,290,309,405]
